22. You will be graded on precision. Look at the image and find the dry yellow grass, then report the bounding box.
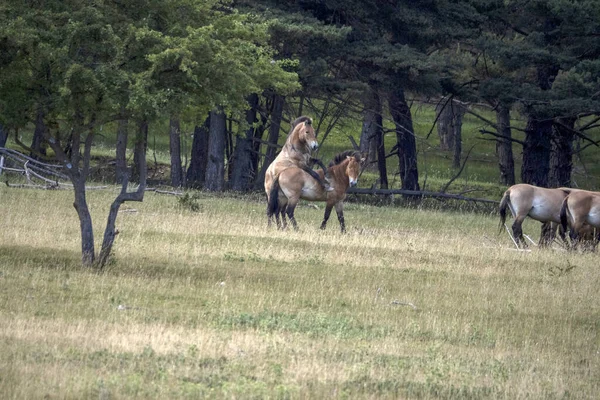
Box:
[1,186,599,399]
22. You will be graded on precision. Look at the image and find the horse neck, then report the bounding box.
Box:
[284,129,307,153]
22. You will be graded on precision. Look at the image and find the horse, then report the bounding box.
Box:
[499,183,575,248]
[267,150,364,233]
[264,116,329,210]
[560,190,600,250]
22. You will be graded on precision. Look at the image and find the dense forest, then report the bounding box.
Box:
[1,0,599,265]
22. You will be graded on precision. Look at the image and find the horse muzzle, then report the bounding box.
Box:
[309,141,318,151]
[349,179,357,187]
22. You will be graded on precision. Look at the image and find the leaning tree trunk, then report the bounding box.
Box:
[204,107,227,191]
[548,117,575,188]
[230,94,259,192]
[0,123,7,147]
[359,87,380,171]
[255,93,284,190]
[388,87,420,191]
[115,112,128,184]
[186,115,210,188]
[521,116,551,187]
[496,104,515,186]
[97,123,147,269]
[169,116,183,187]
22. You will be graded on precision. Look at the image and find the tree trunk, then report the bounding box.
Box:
[230,94,259,192]
[204,107,227,191]
[388,88,420,191]
[71,173,95,266]
[169,116,183,187]
[521,116,551,187]
[115,114,128,184]
[496,105,515,186]
[451,103,465,169]
[255,93,284,190]
[359,88,380,171]
[132,120,148,183]
[436,98,455,151]
[548,118,575,188]
[186,115,210,188]
[251,111,267,182]
[31,106,48,159]
[97,129,147,269]
[0,123,7,147]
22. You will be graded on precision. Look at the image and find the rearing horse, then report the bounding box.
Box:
[267,150,364,233]
[264,116,328,225]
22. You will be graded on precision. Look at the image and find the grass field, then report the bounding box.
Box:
[1,186,599,399]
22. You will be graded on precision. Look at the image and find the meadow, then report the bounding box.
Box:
[1,185,599,399]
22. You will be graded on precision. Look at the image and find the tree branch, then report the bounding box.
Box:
[480,129,525,146]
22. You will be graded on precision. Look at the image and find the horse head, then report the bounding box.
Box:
[290,117,318,151]
[346,154,364,187]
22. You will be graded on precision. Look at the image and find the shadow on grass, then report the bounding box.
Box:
[0,245,82,271]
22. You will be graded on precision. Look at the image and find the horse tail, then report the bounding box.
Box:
[498,189,511,232]
[560,196,570,234]
[267,177,281,217]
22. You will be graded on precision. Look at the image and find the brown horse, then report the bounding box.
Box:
[560,190,600,249]
[264,116,328,204]
[267,150,364,233]
[499,183,576,247]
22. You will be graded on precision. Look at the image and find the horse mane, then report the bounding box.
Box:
[328,150,360,167]
[287,116,313,138]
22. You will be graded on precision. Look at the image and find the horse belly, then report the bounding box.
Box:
[528,198,561,222]
[300,187,323,201]
[585,209,600,228]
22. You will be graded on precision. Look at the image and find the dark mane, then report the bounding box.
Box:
[287,116,313,137]
[328,150,359,167]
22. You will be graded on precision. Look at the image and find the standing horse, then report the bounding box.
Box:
[267,150,363,233]
[264,116,329,213]
[560,190,600,250]
[499,183,574,247]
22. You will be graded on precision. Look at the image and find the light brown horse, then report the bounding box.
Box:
[499,183,575,247]
[264,116,327,204]
[560,190,600,249]
[267,150,364,233]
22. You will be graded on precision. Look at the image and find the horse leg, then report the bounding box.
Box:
[557,222,568,248]
[539,222,555,247]
[335,202,346,233]
[303,163,331,191]
[569,222,583,251]
[285,198,299,231]
[279,204,288,230]
[320,204,333,230]
[512,216,527,248]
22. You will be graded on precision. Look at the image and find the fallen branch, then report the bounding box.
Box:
[504,223,520,249]
[347,187,499,204]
